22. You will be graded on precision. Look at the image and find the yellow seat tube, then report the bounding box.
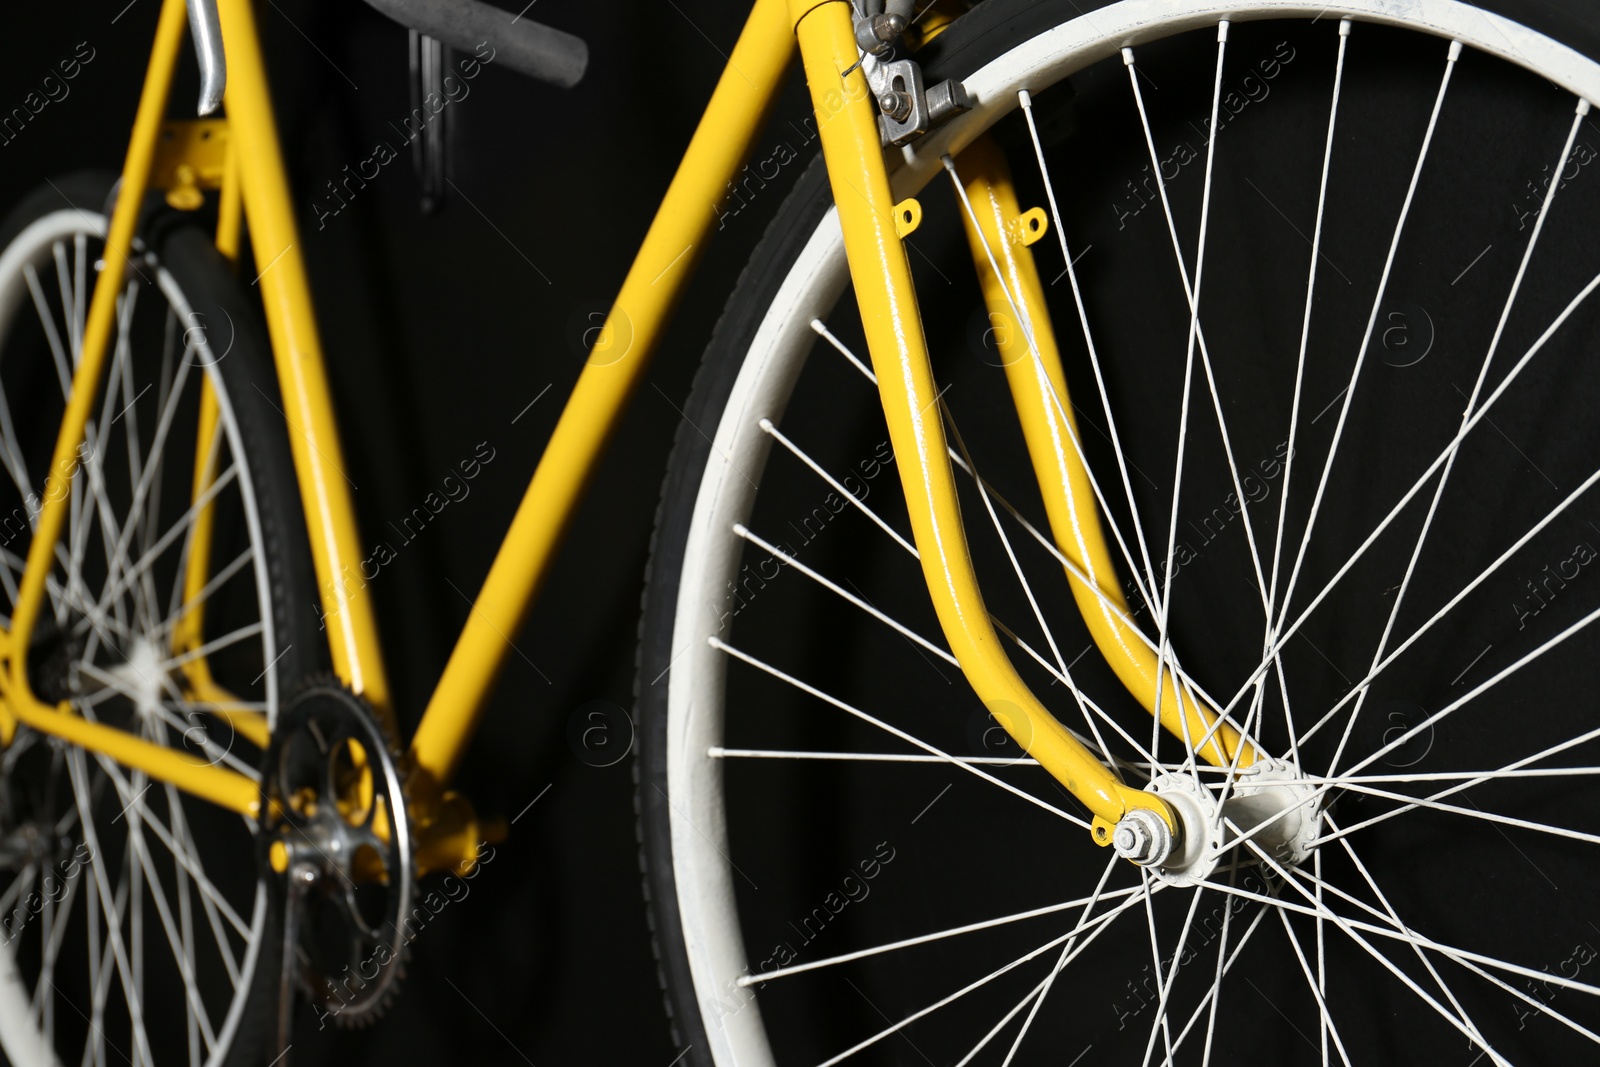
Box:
[216,0,393,722]
[952,137,1252,770]
[407,0,796,786]
[788,0,1172,838]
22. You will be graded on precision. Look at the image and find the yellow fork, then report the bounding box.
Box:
[950,135,1253,773]
[789,0,1179,841]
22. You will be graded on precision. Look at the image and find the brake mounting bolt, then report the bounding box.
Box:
[878,91,914,122]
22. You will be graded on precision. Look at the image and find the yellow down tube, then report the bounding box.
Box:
[788,0,1173,839]
[407,0,796,787]
[952,137,1252,771]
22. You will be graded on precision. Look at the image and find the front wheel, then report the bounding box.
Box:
[638,2,1600,1063]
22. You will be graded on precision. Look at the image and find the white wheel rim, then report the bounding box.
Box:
[662,2,1600,1063]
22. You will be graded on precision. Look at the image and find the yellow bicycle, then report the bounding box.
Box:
[1,0,1599,1063]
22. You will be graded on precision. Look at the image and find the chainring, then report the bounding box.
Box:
[261,676,414,1028]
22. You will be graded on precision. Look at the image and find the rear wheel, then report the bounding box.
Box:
[638,3,1600,1063]
[0,174,318,1066]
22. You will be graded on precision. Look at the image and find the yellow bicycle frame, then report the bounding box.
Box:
[0,0,1258,867]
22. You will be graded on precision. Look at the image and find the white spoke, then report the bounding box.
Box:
[52,241,77,365]
[994,618,1164,771]
[814,311,1254,752]
[758,419,917,556]
[65,750,156,1066]
[945,416,1117,765]
[159,620,265,673]
[80,464,240,631]
[1268,19,1350,637]
[712,637,1090,827]
[0,376,36,504]
[815,888,1153,1067]
[713,746,1033,765]
[809,318,876,382]
[167,784,241,989]
[1325,816,1495,1058]
[734,523,950,662]
[1172,901,1275,1060]
[121,795,219,1051]
[746,880,1140,986]
[157,547,255,641]
[1272,38,1462,640]
[712,745,1176,787]
[1019,90,1165,621]
[1198,867,1241,1067]
[72,234,86,360]
[165,417,227,628]
[32,857,83,1047]
[1140,878,1204,1067]
[1314,849,1328,1067]
[1324,781,1600,845]
[996,858,1121,1066]
[1298,457,1600,751]
[1275,907,1354,1067]
[166,784,205,1066]
[25,263,75,398]
[1307,765,1600,786]
[1326,97,1591,780]
[1127,29,1280,785]
[102,351,196,623]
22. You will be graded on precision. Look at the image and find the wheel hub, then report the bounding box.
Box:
[1113,758,1322,887]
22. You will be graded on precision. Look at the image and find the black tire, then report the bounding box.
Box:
[636,2,1600,1064]
[634,151,836,1057]
[0,172,318,1067]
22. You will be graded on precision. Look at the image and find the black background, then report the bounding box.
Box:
[2,0,799,1062]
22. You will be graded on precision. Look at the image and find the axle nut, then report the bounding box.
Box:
[1112,808,1175,867]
